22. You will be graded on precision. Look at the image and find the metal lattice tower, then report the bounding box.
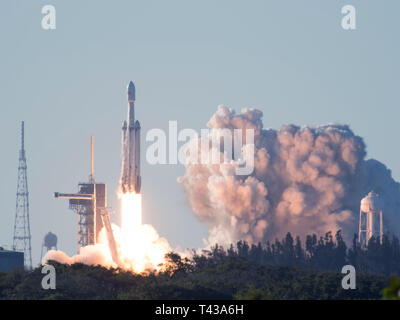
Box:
[12,121,32,270]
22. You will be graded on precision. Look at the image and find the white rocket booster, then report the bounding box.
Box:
[120,81,141,193]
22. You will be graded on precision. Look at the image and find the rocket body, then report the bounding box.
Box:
[120,81,141,193]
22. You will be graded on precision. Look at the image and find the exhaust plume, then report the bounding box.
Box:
[43,220,172,273]
[179,106,400,245]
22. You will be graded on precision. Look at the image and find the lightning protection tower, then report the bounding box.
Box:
[12,121,32,270]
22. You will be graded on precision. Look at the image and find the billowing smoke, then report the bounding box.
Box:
[44,226,119,268]
[43,244,115,268]
[43,222,172,273]
[179,106,400,245]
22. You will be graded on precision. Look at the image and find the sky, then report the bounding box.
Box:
[0,0,399,267]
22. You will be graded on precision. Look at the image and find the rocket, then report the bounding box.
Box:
[120,81,141,193]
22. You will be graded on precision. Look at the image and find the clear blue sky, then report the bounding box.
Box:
[1,0,399,266]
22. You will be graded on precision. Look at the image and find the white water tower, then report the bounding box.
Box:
[359,191,383,247]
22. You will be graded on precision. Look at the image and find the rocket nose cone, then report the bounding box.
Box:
[127,81,135,100]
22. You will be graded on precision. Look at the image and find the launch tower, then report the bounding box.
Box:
[54,137,119,265]
[54,136,106,250]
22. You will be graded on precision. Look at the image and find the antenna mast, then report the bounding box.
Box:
[13,121,33,270]
[89,135,95,183]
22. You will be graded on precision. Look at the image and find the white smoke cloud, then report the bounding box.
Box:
[43,244,115,268]
[43,223,172,273]
[43,226,117,267]
[179,106,400,245]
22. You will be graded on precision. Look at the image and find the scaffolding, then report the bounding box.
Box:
[54,136,119,265]
[55,183,105,249]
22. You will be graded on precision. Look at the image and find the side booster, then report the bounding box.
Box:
[120,81,141,193]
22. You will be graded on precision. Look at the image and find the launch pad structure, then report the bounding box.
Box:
[54,136,119,265]
[53,81,142,266]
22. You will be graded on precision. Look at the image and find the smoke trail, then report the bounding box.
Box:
[179,106,400,245]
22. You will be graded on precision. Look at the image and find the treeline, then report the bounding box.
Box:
[0,230,398,300]
[192,231,400,276]
[0,257,388,300]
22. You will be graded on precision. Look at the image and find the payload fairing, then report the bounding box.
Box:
[120,81,141,193]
